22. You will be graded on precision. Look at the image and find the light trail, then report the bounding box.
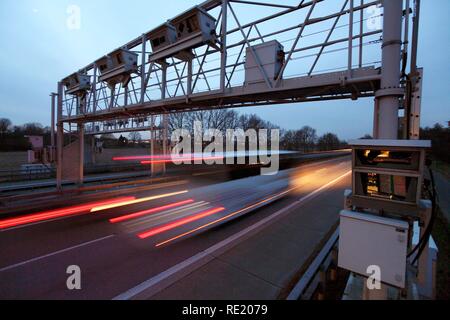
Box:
[113,155,173,161]
[155,169,352,247]
[0,197,135,230]
[154,189,294,247]
[109,199,195,224]
[90,190,189,213]
[113,153,224,162]
[138,207,225,239]
[122,202,209,231]
[140,156,224,165]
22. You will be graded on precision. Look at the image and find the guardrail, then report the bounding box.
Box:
[287,228,340,300]
[0,163,149,183]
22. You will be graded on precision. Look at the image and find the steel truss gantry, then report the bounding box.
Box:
[53,0,421,187]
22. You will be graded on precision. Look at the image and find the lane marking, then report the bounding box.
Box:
[90,190,189,212]
[113,170,351,300]
[0,235,115,272]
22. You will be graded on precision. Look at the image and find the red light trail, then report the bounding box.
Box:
[0,197,135,230]
[113,154,224,164]
[154,189,294,247]
[109,199,195,224]
[113,155,173,161]
[137,207,225,239]
[140,156,223,165]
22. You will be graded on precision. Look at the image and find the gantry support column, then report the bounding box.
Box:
[56,82,64,190]
[150,115,155,177]
[220,0,228,92]
[50,93,56,150]
[77,123,85,185]
[187,59,193,96]
[163,113,169,174]
[91,136,96,165]
[374,0,404,139]
[77,96,85,186]
[366,0,404,300]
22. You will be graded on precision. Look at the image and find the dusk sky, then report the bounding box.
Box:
[0,0,448,140]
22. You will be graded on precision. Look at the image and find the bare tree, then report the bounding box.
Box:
[295,126,317,152]
[22,122,44,135]
[281,130,297,150]
[169,110,240,134]
[128,132,142,144]
[168,112,190,132]
[238,114,278,131]
[0,118,12,137]
[317,133,340,151]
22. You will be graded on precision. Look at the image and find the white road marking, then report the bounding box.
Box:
[113,170,351,300]
[0,234,115,272]
[123,201,208,228]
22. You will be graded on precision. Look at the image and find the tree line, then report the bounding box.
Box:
[0,113,348,153]
[168,110,348,152]
[1,115,447,160]
[0,119,52,151]
[420,123,450,163]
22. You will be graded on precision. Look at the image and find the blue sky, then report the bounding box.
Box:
[0,0,448,140]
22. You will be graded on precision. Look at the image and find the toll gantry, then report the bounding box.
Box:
[51,0,432,300]
[52,0,421,185]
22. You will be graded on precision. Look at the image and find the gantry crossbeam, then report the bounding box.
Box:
[53,0,419,187]
[58,0,387,125]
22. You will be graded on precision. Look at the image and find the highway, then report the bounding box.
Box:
[0,155,351,299]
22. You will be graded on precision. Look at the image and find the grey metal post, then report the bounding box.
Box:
[410,0,421,78]
[141,34,147,104]
[163,113,168,174]
[91,136,96,165]
[50,93,56,149]
[124,86,129,106]
[109,87,115,110]
[220,0,228,92]
[162,62,167,100]
[150,115,155,177]
[56,83,64,190]
[187,59,193,96]
[408,0,422,139]
[375,0,404,139]
[92,66,98,114]
[78,96,86,185]
[348,0,354,76]
[359,0,364,68]
[373,98,380,138]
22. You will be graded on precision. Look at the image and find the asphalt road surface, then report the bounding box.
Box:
[0,156,350,299]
